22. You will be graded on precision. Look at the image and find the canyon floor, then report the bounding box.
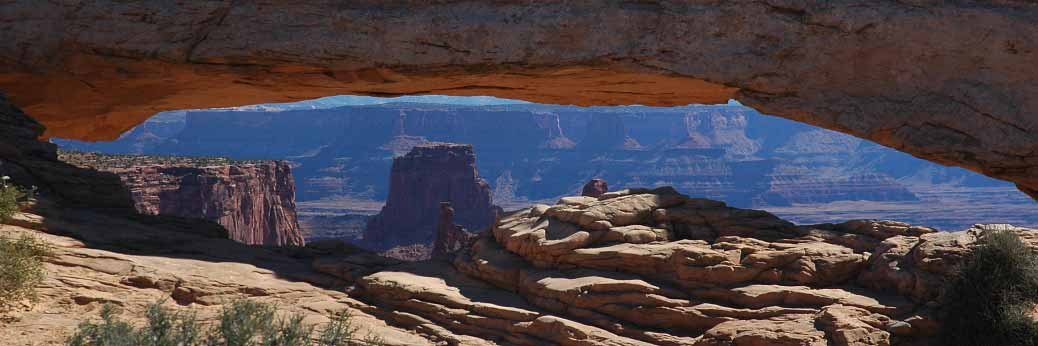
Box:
[4,187,1033,345]
[765,185,1038,230]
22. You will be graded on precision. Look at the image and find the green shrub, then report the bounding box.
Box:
[66,300,388,346]
[939,230,1038,346]
[0,185,23,222]
[318,310,385,346]
[208,299,278,346]
[0,234,51,311]
[141,302,201,346]
[66,305,142,346]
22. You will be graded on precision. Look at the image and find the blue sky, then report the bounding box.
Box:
[218,95,745,111]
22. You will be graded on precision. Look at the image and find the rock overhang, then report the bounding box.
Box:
[1,0,1036,199]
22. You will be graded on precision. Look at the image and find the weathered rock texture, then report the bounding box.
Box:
[364,143,498,257]
[432,202,477,260]
[1,1,1036,199]
[59,152,304,246]
[581,179,609,198]
[0,208,429,346]
[337,187,1038,345]
[5,170,1037,345]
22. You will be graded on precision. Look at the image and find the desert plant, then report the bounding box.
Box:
[939,230,1038,346]
[359,334,386,346]
[66,300,389,346]
[263,314,314,346]
[0,234,51,311]
[140,302,202,346]
[66,305,140,346]
[208,299,278,346]
[316,310,359,346]
[317,310,390,346]
[0,184,23,222]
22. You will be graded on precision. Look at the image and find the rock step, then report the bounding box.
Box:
[453,231,923,344]
[443,188,973,345]
[355,263,657,346]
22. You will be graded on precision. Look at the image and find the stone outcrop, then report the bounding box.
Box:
[0,208,428,346]
[5,166,1035,346]
[1,1,1036,199]
[432,202,476,260]
[856,223,1038,303]
[336,186,1038,345]
[581,179,608,198]
[364,143,498,257]
[59,151,304,246]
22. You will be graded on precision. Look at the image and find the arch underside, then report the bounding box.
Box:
[1,0,1035,199]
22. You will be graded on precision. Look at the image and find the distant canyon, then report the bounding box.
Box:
[57,102,1038,238]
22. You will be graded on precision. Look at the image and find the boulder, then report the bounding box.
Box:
[581,179,609,198]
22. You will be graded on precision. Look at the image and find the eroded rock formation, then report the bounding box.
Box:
[364,143,498,258]
[59,152,304,246]
[431,202,476,260]
[340,187,1038,345]
[0,207,426,346]
[581,179,609,198]
[5,134,1037,345]
[64,103,950,213]
[1,1,1036,199]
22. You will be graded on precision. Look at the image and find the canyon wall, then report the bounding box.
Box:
[364,143,498,257]
[59,152,304,246]
[60,103,959,209]
[1,1,1036,200]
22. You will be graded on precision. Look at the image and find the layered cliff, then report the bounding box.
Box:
[58,102,1037,229]
[60,103,928,205]
[59,151,304,246]
[363,143,498,258]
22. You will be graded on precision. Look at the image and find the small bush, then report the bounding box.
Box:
[318,310,385,346]
[66,305,142,346]
[66,300,388,346]
[0,185,23,222]
[0,234,51,311]
[209,299,278,345]
[939,230,1038,346]
[141,302,201,346]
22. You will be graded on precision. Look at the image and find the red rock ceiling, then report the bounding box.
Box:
[1,1,1036,199]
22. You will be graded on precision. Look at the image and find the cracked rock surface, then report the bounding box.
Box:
[4,185,1036,345]
[0,209,430,346]
[351,188,1037,345]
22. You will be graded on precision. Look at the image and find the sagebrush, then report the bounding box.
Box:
[0,185,22,222]
[0,234,50,311]
[67,300,387,346]
[939,230,1038,346]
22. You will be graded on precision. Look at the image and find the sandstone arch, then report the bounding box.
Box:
[1,1,1036,199]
